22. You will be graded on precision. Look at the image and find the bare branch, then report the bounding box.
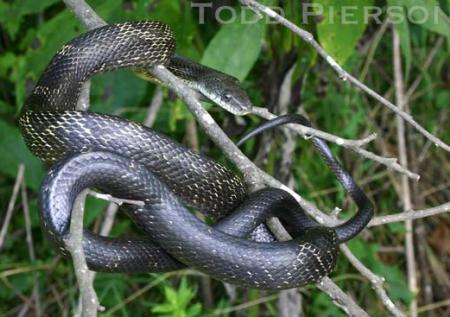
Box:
[393,25,418,317]
[64,190,103,316]
[0,164,25,251]
[144,87,164,127]
[21,181,42,316]
[340,245,406,317]
[317,277,369,317]
[88,191,144,207]
[239,0,450,153]
[251,107,377,148]
[62,0,106,29]
[369,202,450,227]
[252,107,420,180]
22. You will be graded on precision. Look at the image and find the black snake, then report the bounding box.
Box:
[19,21,374,289]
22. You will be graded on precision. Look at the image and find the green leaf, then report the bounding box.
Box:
[313,0,374,65]
[0,52,16,77]
[398,0,450,55]
[25,11,79,80]
[186,303,202,317]
[0,119,45,191]
[17,0,59,16]
[201,7,267,81]
[398,0,450,36]
[0,0,59,39]
[164,287,178,306]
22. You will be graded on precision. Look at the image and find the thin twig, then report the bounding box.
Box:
[340,245,406,317]
[417,298,450,314]
[62,0,106,29]
[252,107,419,180]
[64,190,103,316]
[251,107,377,147]
[144,87,164,127]
[317,277,369,317]
[21,181,42,317]
[393,26,418,317]
[239,0,450,153]
[88,191,144,207]
[0,164,25,251]
[369,202,450,227]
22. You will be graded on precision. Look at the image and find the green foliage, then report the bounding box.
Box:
[313,0,374,65]
[151,278,202,317]
[0,119,44,190]
[0,0,58,39]
[202,7,267,81]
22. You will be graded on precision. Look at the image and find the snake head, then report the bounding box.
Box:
[198,73,253,116]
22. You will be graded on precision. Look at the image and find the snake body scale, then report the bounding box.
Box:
[19,21,374,289]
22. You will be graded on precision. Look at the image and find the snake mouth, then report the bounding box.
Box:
[228,105,253,116]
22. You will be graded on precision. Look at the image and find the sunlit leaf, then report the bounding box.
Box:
[201,7,267,81]
[313,0,374,64]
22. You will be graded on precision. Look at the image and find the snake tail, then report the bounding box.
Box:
[237,114,374,243]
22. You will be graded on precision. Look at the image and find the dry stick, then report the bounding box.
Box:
[63,0,106,29]
[251,107,377,148]
[317,277,369,317]
[417,298,450,314]
[0,164,25,251]
[393,26,418,317]
[144,87,164,127]
[239,0,450,153]
[64,190,102,316]
[369,202,450,226]
[340,245,406,317]
[151,65,368,316]
[88,191,144,207]
[252,107,419,180]
[21,181,42,317]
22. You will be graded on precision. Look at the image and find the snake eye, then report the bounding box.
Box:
[223,94,232,102]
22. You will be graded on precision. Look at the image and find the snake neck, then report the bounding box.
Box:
[23,21,175,112]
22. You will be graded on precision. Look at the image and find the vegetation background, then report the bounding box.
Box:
[0,0,449,316]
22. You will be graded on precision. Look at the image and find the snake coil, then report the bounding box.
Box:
[19,21,374,289]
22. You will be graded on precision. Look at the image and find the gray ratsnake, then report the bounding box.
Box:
[19,21,374,289]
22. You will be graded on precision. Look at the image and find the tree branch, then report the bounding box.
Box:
[393,25,418,317]
[0,164,25,251]
[369,202,450,227]
[64,190,103,316]
[340,245,406,317]
[62,0,106,29]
